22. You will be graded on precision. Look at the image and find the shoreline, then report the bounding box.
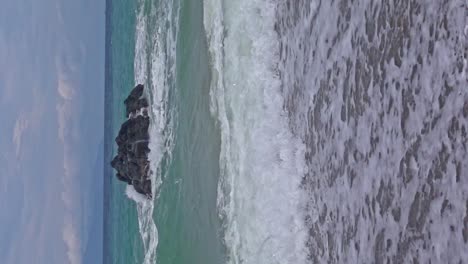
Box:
[276,1,468,263]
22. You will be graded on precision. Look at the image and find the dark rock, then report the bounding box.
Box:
[111,84,152,199]
[124,84,149,117]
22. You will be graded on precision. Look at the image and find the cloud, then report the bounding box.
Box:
[12,114,29,157]
[11,89,45,159]
[56,59,77,101]
[56,102,72,143]
[55,46,84,264]
[62,220,82,264]
[56,112,82,264]
[56,103,82,264]
[57,76,76,100]
[0,0,103,262]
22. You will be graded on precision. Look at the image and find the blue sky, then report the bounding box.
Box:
[0,0,105,263]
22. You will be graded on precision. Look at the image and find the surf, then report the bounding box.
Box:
[129,0,180,263]
[203,0,309,263]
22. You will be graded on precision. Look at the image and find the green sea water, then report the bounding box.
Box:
[154,0,225,262]
[106,0,143,263]
[105,0,225,263]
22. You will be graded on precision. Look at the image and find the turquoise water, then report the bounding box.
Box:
[105,0,143,263]
[106,0,224,263]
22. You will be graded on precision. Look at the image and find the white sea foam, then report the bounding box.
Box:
[203,0,309,263]
[273,1,468,263]
[133,3,159,263]
[126,185,147,204]
[131,0,179,263]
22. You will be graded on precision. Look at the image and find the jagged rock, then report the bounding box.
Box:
[111,84,152,199]
[124,84,149,117]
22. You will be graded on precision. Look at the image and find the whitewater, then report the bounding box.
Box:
[203,0,310,263]
[128,0,179,263]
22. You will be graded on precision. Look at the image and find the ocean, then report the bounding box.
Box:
[104,0,468,263]
[105,0,226,263]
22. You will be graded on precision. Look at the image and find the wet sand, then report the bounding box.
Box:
[276,1,468,263]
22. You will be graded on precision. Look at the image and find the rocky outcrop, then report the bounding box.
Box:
[111,84,152,198]
[124,84,149,117]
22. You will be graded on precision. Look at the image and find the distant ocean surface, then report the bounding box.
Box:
[104,0,468,264]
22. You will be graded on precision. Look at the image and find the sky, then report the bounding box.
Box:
[0,0,105,263]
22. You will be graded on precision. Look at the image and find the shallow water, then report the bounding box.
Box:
[276,1,468,263]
